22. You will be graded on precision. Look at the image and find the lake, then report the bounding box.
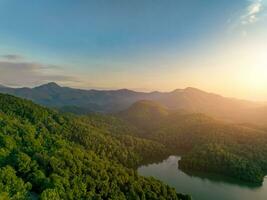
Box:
[138,156,267,200]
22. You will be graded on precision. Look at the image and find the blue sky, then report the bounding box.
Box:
[0,0,266,100]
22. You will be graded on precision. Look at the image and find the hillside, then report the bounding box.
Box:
[0,83,266,125]
[0,93,190,199]
[118,100,169,131]
[1,91,267,200]
[118,100,267,183]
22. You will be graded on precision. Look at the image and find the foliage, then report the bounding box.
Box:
[0,94,188,199]
[119,100,267,183]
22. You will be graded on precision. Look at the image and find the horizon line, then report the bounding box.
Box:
[1,81,266,104]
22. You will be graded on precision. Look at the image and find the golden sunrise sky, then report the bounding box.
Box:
[0,0,266,101]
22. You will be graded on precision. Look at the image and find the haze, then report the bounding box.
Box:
[0,0,266,101]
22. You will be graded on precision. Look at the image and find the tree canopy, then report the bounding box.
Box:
[0,94,190,200]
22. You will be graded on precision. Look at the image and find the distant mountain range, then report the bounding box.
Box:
[0,82,266,125]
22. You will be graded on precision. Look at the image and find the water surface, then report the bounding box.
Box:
[138,156,267,200]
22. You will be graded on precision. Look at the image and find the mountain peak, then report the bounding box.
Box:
[35,82,61,89]
[183,87,204,92]
[171,87,204,94]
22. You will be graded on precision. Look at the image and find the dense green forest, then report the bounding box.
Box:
[1,92,267,200]
[0,94,191,200]
[118,100,267,183]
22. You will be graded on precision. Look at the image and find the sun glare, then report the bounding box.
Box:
[244,65,267,94]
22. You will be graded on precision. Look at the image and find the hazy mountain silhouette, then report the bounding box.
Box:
[0,82,266,124]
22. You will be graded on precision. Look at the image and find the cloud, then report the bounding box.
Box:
[241,0,263,25]
[0,54,24,61]
[0,60,78,87]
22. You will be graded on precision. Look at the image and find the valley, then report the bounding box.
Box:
[0,87,267,199]
[138,156,267,200]
[2,1,267,199]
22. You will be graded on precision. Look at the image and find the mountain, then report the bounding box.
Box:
[0,82,149,112]
[118,100,267,183]
[118,100,169,131]
[1,91,267,188]
[0,82,266,125]
[155,87,267,125]
[0,93,190,199]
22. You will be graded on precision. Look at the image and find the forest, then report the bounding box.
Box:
[1,93,267,200]
[117,100,267,183]
[1,1,267,199]
[0,94,190,200]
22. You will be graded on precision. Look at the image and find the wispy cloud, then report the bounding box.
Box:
[0,57,78,87]
[0,54,24,61]
[241,0,264,25]
[228,0,266,37]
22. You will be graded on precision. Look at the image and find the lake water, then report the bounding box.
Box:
[138,156,267,200]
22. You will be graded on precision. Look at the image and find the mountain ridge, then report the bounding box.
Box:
[0,82,263,103]
[0,82,266,125]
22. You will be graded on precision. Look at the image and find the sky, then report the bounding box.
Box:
[0,0,266,101]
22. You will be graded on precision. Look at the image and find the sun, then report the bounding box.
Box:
[244,65,267,93]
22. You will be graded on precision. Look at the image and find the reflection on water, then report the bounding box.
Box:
[138,156,267,200]
[181,167,262,189]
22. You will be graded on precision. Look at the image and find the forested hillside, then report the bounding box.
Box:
[118,100,267,183]
[0,94,191,200]
[1,92,266,200]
